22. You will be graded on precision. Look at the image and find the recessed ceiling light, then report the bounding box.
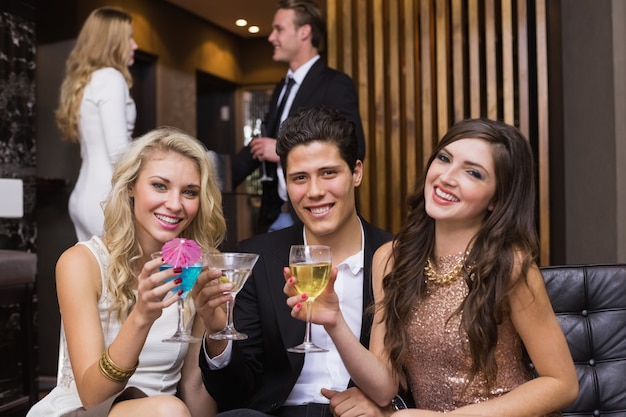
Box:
[235,19,247,27]
[248,25,260,34]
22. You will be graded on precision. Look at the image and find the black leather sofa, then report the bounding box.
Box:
[541,264,626,417]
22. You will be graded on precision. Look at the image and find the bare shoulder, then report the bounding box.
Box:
[56,244,102,298]
[372,241,395,289]
[509,252,550,310]
[373,241,394,266]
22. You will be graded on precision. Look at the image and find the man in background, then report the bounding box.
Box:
[231,0,365,233]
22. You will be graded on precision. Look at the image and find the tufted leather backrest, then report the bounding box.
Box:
[540,264,626,417]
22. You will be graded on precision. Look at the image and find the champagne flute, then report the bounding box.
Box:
[287,245,332,353]
[254,118,273,182]
[151,251,205,343]
[207,252,260,340]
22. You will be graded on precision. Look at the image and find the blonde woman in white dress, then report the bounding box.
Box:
[27,127,226,417]
[56,6,137,241]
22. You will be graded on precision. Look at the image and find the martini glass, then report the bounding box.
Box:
[287,245,332,353]
[151,251,205,343]
[207,252,259,340]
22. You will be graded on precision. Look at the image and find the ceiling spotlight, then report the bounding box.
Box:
[235,19,247,27]
[248,25,260,34]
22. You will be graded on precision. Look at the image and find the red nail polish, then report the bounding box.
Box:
[301,293,307,300]
[174,278,182,284]
[173,267,182,274]
[296,302,301,309]
[288,277,295,284]
[177,289,183,296]
[161,257,164,262]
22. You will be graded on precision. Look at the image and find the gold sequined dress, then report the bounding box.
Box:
[404,273,560,416]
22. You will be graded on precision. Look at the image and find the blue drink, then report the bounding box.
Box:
[159,264,202,298]
[179,264,202,296]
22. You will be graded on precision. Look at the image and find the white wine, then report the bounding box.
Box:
[290,262,331,299]
[218,268,252,295]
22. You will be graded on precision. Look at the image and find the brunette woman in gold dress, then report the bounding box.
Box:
[285,118,579,416]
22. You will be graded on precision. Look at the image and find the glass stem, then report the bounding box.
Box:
[224,299,234,330]
[176,298,186,335]
[303,299,314,344]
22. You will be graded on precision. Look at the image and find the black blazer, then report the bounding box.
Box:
[200,220,392,412]
[231,59,366,227]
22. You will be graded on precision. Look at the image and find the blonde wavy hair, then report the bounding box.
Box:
[102,126,227,320]
[55,7,134,142]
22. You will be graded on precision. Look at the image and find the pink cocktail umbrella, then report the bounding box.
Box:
[161,238,202,267]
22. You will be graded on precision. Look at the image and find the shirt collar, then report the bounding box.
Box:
[287,55,320,85]
[301,218,364,276]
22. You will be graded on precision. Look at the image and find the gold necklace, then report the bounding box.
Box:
[424,251,470,285]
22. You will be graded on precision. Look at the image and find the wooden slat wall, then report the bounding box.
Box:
[535,0,550,264]
[327,0,550,264]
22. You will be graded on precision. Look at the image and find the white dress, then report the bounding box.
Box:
[68,67,136,242]
[27,237,188,417]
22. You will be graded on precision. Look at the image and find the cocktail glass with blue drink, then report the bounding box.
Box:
[151,251,205,343]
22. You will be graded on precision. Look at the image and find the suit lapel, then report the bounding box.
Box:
[358,221,377,348]
[266,60,325,135]
[289,59,325,115]
[265,80,286,139]
[261,230,307,366]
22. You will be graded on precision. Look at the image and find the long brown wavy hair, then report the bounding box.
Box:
[380,118,539,391]
[55,7,133,142]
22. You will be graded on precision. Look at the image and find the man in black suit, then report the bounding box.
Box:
[232,0,365,233]
[196,108,408,417]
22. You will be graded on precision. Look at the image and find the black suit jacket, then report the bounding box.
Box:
[200,220,392,412]
[231,59,366,227]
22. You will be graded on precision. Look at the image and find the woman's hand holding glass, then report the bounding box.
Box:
[206,253,259,340]
[134,256,185,325]
[193,264,233,337]
[284,264,342,328]
[284,245,336,353]
[150,252,209,342]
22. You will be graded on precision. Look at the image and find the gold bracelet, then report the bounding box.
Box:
[98,346,138,383]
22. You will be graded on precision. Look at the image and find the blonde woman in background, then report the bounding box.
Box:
[27,127,226,417]
[56,6,137,242]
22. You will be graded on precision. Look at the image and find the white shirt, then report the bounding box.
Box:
[276,55,321,202]
[285,224,365,404]
[203,221,366,405]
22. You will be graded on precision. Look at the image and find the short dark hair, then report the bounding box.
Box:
[276,107,359,172]
[277,0,326,51]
